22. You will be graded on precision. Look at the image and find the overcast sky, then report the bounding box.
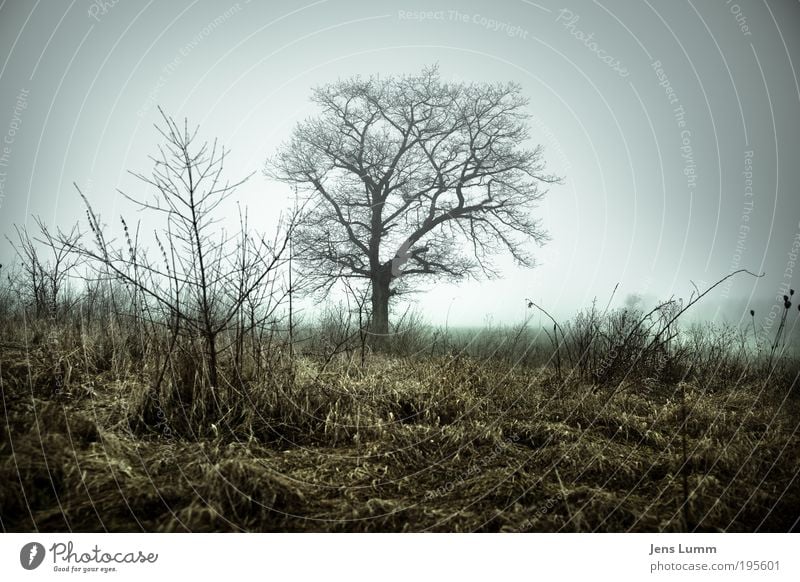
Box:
[1,0,799,327]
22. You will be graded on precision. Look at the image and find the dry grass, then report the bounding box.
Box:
[1,317,798,532]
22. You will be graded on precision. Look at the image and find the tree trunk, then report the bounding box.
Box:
[205,332,219,389]
[370,272,391,336]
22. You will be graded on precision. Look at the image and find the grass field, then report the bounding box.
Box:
[1,304,798,533]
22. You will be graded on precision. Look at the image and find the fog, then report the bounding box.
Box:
[1,0,799,330]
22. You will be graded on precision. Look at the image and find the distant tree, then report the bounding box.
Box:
[269,66,561,335]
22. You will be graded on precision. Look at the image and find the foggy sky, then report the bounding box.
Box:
[1,0,799,327]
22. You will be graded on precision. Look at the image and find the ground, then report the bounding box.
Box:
[2,344,797,532]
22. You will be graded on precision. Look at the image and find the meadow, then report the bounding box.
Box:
[1,278,798,532]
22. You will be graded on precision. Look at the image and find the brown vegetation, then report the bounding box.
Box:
[1,289,798,532]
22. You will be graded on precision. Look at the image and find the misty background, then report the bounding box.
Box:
[0,0,799,331]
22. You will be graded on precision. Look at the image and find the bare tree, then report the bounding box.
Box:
[7,217,82,318]
[268,66,561,335]
[70,108,293,390]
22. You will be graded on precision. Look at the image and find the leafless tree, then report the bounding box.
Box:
[7,217,82,318]
[69,108,293,390]
[268,66,561,335]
